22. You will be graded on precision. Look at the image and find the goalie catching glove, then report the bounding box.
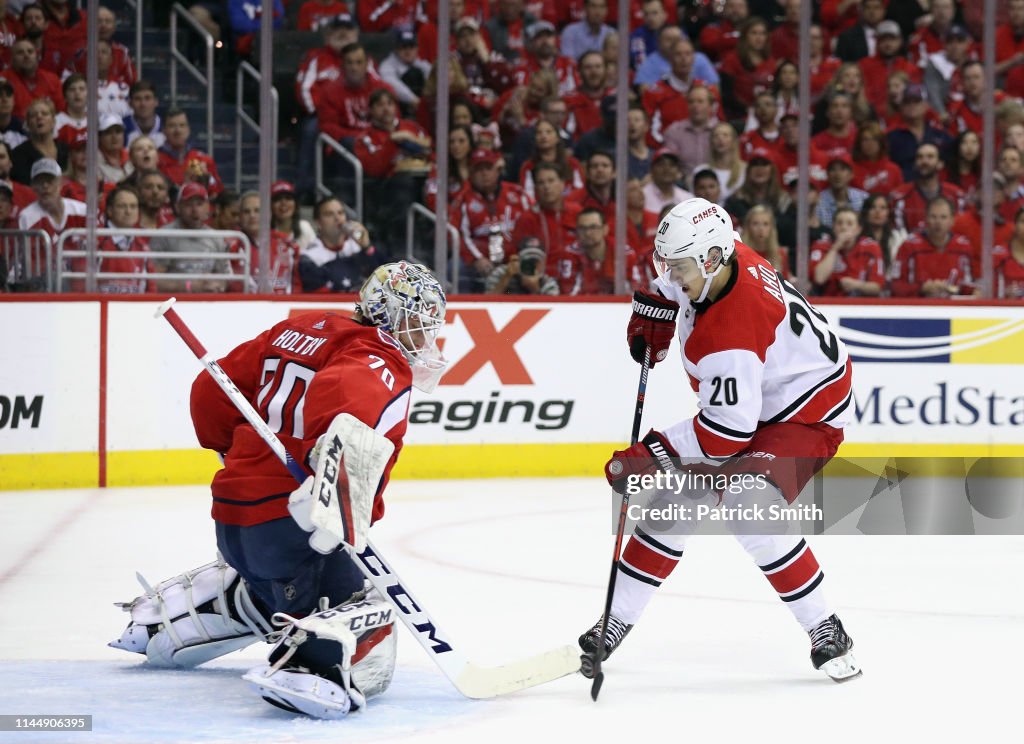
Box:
[605,430,679,494]
[288,412,395,555]
[627,289,679,367]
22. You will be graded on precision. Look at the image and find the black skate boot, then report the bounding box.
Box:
[578,614,632,678]
[809,614,862,682]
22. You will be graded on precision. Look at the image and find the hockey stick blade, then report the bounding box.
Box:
[454,645,582,699]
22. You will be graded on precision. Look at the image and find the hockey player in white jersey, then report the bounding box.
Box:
[579,197,862,682]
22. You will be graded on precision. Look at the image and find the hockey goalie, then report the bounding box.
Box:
[110,262,448,718]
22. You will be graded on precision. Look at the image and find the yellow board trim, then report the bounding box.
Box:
[2,442,1023,490]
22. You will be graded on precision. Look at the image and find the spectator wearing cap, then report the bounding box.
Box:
[907,0,959,66]
[483,0,537,63]
[726,148,795,247]
[689,122,745,203]
[39,0,86,78]
[297,0,351,31]
[0,78,26,150]
[717,16,776,120]
[81,184,152,295]
[151,181,229,293]
[643,148,691,214]
[833,0,887,62]
[554,207,643,295]
[123,80,164,150]
[739,92,780,159]
[891,195,976,298]
[635,25,719,91]
[774,113,829,193]
[817,150,868,229]
[697,0,748,63]
[60,129,114,204]
[559,0,613,62]
[518,119,584,200]
[0,140,34,218]
[511,161,580,271]
[889,142,964,233]
[812,92,857,157]
[96,114,128,184]
[661,85,717,184]
[512,21,577,97]
[55,73,86,144]
[851,121,904,195]
[10,97,65,185]
[17,157,86,250]
[485,236,559,295]
[922,25,975,118]
[157,108,223,196]
[7,38,64,120]
[269,180,316,252]
[887,83,953,180]
[641,40,719,144]
[357,0,416,33]
[450,146,533,291]
[319,43,394,148]
[809,206,885,298]
[379,28,432,113]
[298,194,384,293]
[858,21,922,114]
[134,169,174,230]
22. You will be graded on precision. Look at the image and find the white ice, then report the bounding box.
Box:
[0,479,1021,744]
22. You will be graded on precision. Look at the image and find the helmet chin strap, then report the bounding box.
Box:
[695,274,715,303]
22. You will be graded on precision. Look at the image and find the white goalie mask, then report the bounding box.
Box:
[357,262,448,393]
[653,197,736,303]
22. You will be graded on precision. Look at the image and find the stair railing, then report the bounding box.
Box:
[169,2,215,153]
[235,62,279,191]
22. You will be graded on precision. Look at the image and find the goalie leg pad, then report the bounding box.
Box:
[109,558,274,668]
[242,584,397,719]
[288,412,395,555]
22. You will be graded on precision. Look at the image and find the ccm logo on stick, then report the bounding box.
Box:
[692,206,718,224]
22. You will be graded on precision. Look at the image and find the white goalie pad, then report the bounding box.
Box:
[243,585,397,719]
[109,559,273,668]
[288,412,395,555]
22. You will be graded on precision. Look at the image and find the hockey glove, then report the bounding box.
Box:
[605,430,679,495]
[627,289,679,367]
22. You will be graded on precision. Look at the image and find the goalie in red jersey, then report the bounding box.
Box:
[111,262,449,718]
[579,198,862,683]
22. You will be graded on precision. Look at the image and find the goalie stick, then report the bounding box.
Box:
[156,297,581,698]
[581,344,651,701]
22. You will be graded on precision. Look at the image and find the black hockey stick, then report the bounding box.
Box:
[584,344,651,701]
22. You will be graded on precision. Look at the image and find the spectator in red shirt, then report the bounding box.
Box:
[809,24,842,101]
[59,129,112,203]
[564,51,609,141]
[812,92,857,155]
[54,73,86,143]
[950,60,1001,136]
[297,0,350,31]
[891,195,976,298]
[852,121,903,195]
[424,123,474,211]
[717,16,775,120]
[511,161,580,272]
[157,108,223,195]
[357,0,416,34]
[19,4,60,76]
[739,92,781,159]
[809,206,885,297]
[86,6,135,87]
[996,0,1024,80]
[39,0,86,78]
[230,190,302,294]
[494,68,559,146]
[553,206,641,295]
[626,176,659,249]
[770,0,801,64]
[890,142,964,233]
[774,113,828,193]
[642,38,717,143]
[697,0,748,63]
[417,0,463,64]
[943,130,981,199]
[319,42,393,148]
[7,38,64,119]
[353,88,431,180]
[0,0,21,70]
[859,21,922,114]
[518,119,584,200]
[89,184,152,294]
[993,206,1024,299]
[566,149,641,245]
[514,20,578,96]
[908,0,959,65]
[998,144,1024,223]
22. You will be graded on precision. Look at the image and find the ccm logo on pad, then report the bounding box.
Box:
[692,206,718,224]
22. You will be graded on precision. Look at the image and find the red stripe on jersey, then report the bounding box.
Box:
[693,416,753,458]
[621,537,681,581]
[789,360,853,425]
[763,545,821,595]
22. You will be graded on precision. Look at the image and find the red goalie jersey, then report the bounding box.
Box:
[655,242,853,460]
[190,312,413,527]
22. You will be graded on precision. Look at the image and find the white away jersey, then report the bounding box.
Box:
[656,242,853,459]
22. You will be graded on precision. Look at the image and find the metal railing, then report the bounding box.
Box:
[316,132,363,221]
[406,203,460,291]
[169,2,215,153]
[55,229,254,293]
[0,230,53,293]
[235,61,279,191]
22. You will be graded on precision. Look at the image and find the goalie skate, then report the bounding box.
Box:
[809,614,862,683]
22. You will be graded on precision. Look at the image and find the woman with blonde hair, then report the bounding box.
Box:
[816,63,874,132]
[690,122,745,202]
[742,204,791,279]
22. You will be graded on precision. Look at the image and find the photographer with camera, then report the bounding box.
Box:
[484,236,559,295]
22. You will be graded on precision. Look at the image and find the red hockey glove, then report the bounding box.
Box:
[627,289,680,368]
[605,430,679,495]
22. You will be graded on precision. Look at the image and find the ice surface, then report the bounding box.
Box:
[0,479,1021,743]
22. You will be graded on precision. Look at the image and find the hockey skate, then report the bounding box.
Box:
[809,614,862,682]
[578,614,632,678]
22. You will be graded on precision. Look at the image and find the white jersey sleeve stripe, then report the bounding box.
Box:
[696,411,755,441]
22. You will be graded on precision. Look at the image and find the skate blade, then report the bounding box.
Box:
[820,652,862,683]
